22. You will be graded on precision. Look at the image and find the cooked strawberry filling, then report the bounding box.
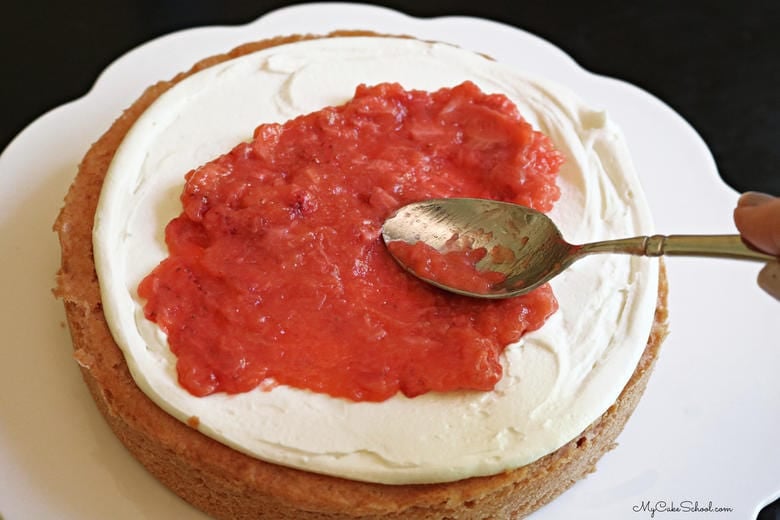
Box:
[386,240,509,295]
[138,81,563,401]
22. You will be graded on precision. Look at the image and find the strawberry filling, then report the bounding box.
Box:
[138,81,563,402]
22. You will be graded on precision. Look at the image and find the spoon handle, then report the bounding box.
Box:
[579,234,776,262]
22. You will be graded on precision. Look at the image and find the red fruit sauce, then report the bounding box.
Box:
[138,81,563,402]
[386,240,509,295]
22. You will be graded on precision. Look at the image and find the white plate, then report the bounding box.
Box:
[0,3,777,519]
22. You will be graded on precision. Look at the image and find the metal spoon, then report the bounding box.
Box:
[382,197,776,299]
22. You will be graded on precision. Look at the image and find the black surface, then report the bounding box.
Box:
[2,0,779,196]
[2,1,778,517]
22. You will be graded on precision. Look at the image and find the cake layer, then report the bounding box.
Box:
[91,35,659,484]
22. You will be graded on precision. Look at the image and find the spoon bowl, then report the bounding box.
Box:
[382,198,776,298]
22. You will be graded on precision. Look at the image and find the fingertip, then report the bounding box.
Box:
[757,262,780,301]
[737,191,775,208]
[733,194,780,254]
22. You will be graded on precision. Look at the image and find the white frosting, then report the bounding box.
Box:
[93,37,659,485]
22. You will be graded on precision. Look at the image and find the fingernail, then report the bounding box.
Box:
[758,261,780,301]
[738,191,775,208]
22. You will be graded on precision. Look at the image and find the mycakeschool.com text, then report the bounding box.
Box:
[632,500,734,518]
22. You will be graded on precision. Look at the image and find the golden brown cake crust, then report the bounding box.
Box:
[54,32,669,520]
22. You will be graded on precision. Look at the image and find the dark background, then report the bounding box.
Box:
[1,0,778,517]
[2,0,778,197]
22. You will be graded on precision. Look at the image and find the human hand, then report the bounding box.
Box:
[733,192,780,300]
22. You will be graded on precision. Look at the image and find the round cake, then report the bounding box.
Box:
[54,32,669,519]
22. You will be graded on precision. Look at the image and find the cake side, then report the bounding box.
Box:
[54,33,669,519]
